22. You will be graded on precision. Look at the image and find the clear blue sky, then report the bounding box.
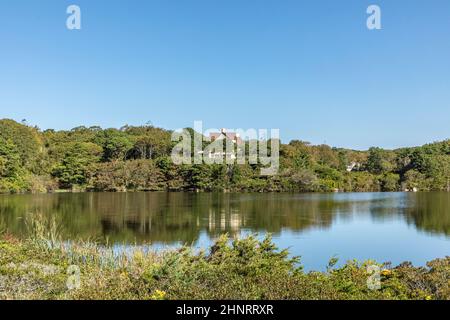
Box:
[1,0,449,150]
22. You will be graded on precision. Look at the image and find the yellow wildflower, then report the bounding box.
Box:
[150,290,167,300]
[381,269,392,277]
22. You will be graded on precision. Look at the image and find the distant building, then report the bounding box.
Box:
[209,128,243,144]
[206,128,242,160]
[346,162,362,172]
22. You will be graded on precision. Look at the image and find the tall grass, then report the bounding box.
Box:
[25,212,63,249]
[24,212,158,270]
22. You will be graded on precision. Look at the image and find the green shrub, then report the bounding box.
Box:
[0,230,448,300]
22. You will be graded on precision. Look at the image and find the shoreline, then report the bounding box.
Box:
[0,188,438,196]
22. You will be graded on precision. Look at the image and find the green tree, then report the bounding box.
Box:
[0,119,43,173]
[52,142,102,189]
[95,129,133,161]
[366,147,384,174]
[381,173,400,192]
[0,137,28,192]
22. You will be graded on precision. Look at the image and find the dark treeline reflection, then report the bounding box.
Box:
[0,192,449,244]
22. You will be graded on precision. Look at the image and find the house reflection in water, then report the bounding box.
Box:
[208,208,245,235]
[0,192,448,246]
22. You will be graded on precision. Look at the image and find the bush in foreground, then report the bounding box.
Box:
[0,229,448,300]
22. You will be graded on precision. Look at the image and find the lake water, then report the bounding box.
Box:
[0,192,449,271]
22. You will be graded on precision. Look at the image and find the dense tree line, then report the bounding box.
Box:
[0,118,449,193]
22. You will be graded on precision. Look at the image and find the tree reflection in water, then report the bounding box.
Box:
[0,192,449,244]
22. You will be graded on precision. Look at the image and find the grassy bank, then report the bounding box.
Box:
[0,214,448,300]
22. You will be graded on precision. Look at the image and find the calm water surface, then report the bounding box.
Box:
[0,192,449,270]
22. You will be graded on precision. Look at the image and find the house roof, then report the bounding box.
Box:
[209,130,242,144]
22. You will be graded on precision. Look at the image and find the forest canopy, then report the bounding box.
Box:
[0,119,449,194]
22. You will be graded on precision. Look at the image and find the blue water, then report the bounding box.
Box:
[0,191,449,271]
